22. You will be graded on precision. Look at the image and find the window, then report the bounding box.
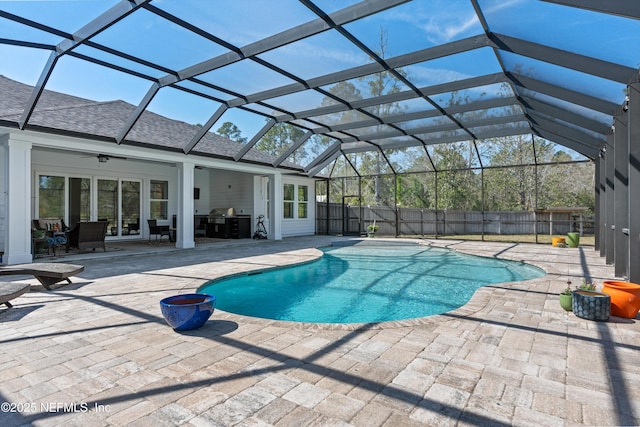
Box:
[298,185,308,219]
[150,180,168,220]
[283,183,294,219]
[283,183,309,219]
[38,175,65,219]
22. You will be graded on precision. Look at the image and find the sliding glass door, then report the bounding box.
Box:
[97,179,118,235]
[38,174,141,238]
[122,180,141,236]
[68,177,91,227]
[97,178,141,237]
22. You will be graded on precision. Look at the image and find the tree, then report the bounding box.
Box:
[396,173,434,209]
[482,135,540,211]
[256,122,306,163]
[537,150,594,212]
[216,122,247,143]
[431,143,481,210]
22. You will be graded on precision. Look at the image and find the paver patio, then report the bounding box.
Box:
[1,237,638,426]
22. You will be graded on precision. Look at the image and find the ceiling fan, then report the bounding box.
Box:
[82,153,127,163]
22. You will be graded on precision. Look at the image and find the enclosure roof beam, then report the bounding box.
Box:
[183,104,229,154]
[471,125,534,141]
[297,96,519,136]
[234,119,276,161]
[58,0,151,54]
[306,146,343,177]
[541,0,640,20]
[269,72,512,128]
[228,34,491,110]
[305,140,342,172]
[510,73,620,115]
[116,82,160,144]
[340,125,532,153]
[18,52,58,130]
[273,131,313,167]
[341,140,422,154]
[19,0,151,130]
[520,96,611,136]
[529,114,605,153]
[148,0,408,88]
[534,128,599,159]
[354,113,528,143]
[492,33,636,84]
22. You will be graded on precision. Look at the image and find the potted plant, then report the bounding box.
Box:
[579,279,596,291]
[567,232,580,248]
[559,286,573,311]
[571,280,610,321]
[32,229,46,239]
[560,279,596,312]
[367,220,378,238]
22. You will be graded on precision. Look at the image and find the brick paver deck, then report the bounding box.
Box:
[1,237,638,426]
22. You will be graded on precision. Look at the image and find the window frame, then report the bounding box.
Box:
[283,182,309,220]
[298,184,308,219]
[150,179,169,220]
[283,183,295,219]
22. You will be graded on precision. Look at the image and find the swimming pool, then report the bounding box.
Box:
[198,243,545,324]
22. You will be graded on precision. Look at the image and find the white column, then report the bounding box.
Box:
[253,175,268,235]
[3,137,33,264]
[270,172,283,240]
[176,161,195,249]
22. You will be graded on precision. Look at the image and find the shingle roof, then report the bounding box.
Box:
[0,75,289,167]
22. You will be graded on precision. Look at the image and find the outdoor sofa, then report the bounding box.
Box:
[66,221,108,253]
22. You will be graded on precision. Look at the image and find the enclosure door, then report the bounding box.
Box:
[96,178,141,238]
[342,196,362,236]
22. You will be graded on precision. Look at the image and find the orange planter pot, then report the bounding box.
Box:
[601,280,640,319]
[552,237,566,247]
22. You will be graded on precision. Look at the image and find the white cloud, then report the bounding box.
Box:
[422,13,480,44]
[407,65,474,88]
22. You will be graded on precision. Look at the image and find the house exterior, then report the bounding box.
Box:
[0,76,316,265]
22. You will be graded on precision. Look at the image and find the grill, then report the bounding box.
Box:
[208,207,235,224]
[206,207,251,239]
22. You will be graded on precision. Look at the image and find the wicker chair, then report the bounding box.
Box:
[128,218,140,234]
[66,221,108,253]
[147,219,171,241]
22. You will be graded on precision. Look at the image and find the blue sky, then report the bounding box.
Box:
[0,0,637,141]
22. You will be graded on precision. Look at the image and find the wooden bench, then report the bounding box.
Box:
[0,282,31,307]
[0,263,84,290]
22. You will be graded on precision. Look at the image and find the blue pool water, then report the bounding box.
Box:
[198,243,545,324]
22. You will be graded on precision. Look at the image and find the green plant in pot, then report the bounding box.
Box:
[560,279,598,313]
[559,286,573,311]
[367,220,378,238]
[32,229,46,239]
[579,279,596,291]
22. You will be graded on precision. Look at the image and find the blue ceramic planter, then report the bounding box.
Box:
[572,290,610,321]
[160,293,216,331]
